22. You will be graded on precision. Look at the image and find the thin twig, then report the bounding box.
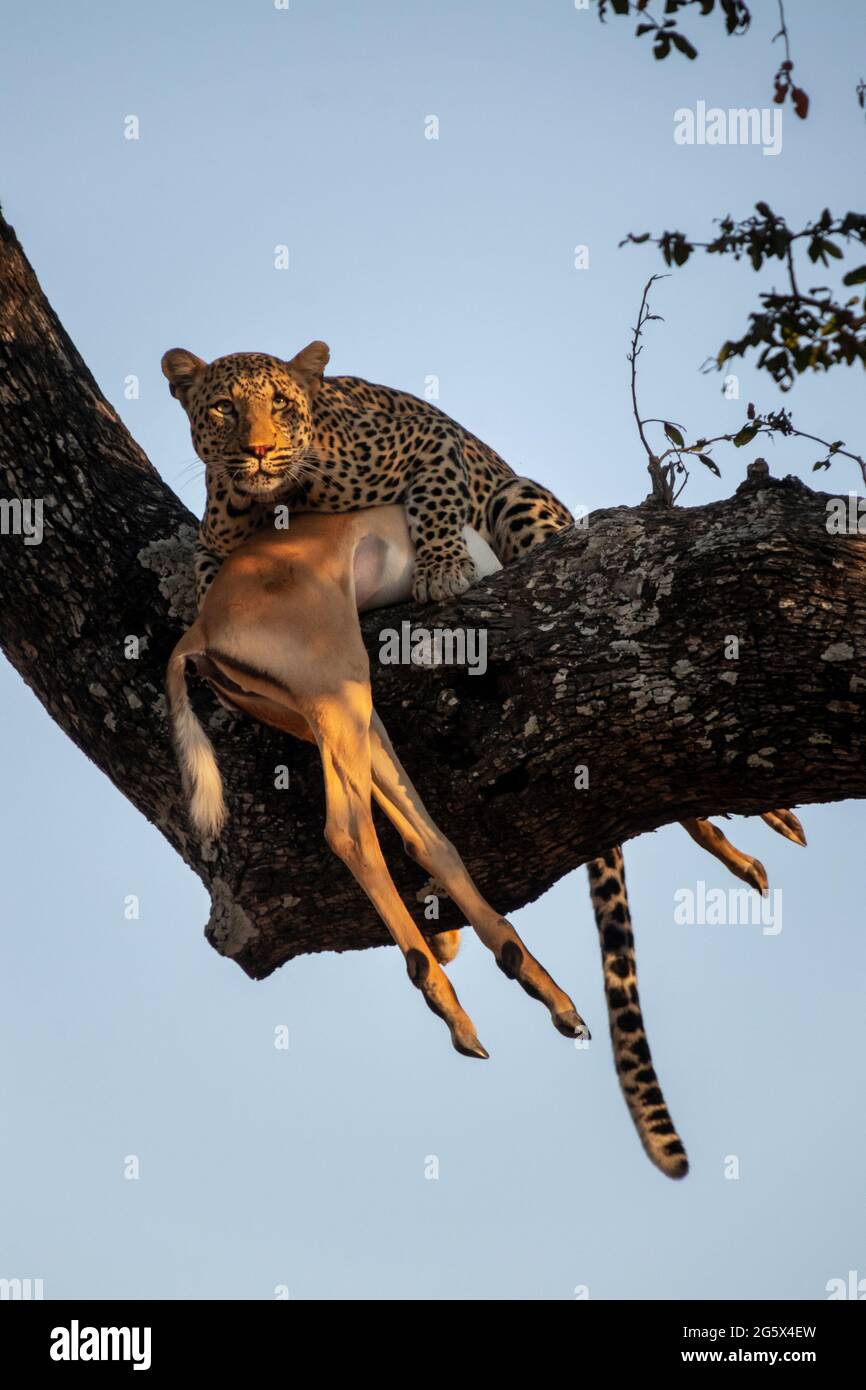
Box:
[774,0,792,65]
[784,240,801,300]
[629,274,671,504]
[776,423,866,489]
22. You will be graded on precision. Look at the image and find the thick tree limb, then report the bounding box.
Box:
[1,212,864,980]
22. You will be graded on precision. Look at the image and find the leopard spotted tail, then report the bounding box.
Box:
[587,848,689,1179]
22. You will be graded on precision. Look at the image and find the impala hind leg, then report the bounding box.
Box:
[308,698,488,1059]
[368,713,589,1041]
[681,817,768,893]
[761,808,807,846]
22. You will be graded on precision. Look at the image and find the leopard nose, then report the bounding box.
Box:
[245,443,275,460]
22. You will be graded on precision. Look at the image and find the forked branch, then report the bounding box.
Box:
[1,211,865,981]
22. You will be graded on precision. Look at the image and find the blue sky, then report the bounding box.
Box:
[0,0,863,1299]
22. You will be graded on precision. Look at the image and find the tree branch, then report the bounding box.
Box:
[2,211,865,982]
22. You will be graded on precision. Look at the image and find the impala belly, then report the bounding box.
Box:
[353,508,501,614]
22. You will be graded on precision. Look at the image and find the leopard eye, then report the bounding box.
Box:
[272,392,289,409]
[211,398,235,416]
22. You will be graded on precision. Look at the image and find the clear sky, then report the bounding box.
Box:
[1,0,864,1300]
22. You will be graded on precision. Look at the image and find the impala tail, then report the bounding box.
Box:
[587,848,689,1179]
[165,633,227,838]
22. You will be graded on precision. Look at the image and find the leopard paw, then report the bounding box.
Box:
[412,555,478,604]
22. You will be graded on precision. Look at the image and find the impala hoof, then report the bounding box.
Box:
[454,1035,490,1060]
[783,815,807,846]
[554,1009,591,1041]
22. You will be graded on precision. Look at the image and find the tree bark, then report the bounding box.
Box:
[1,211,864,980]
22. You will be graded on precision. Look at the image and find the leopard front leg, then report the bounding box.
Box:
[406,443,477,603]
[194,493,262,609]
[194,536,224,609]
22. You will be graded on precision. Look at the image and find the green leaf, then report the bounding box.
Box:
[699,454,721,476]
[733,424,759,447]
[670,32,698,60]
[664,421,685,447]
[842,264,866,286]
[772,228,790,258]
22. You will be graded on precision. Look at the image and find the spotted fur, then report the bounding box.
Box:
[587,849,688,1179]
[161,343,572,606]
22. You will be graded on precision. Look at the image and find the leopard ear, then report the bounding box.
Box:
[161,349,207,402]
[286,340,330,395]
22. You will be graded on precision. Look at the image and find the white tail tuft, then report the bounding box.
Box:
[166,650,227,838]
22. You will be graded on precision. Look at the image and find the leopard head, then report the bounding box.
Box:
[161,342,330,498]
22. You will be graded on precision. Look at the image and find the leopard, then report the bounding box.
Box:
[162,339,804,1179]
[160,340,570,608]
